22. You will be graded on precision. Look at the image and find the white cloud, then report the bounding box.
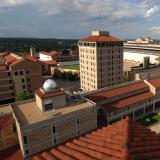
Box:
[0,0,160,20]
[146,6,160,18]
[150,26,160,35]
[0,0,31,7]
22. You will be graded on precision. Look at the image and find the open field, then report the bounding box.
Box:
[61,64,80,70]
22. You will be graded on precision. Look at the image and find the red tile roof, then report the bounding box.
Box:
[3,54,17,64]
[25,55,39,62]
[39,60,57,65]
[2,117,160,160]
[35,89,65,99]
[0,65,6,71]
[80,35,124,42]
[148,77,160,88]
[0,114,15,130]
[102,91,154,112]
[85,82,149,103]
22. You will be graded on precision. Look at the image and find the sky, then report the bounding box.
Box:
[0,0,160,39]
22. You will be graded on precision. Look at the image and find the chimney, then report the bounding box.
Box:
[30,47,36,58]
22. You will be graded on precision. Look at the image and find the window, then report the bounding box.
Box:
[15,72,18,76]
[54,138,57,144]
[26,71,30,74]
[53,126,56,133]
[12,124,17,133]
[22,79,25,83]
[20,71,23,75]
[77,119,80,125]
[23,136,28,144]
[9,80,12,84]
[10,86,13,90]
[27,78,30,82]
[8,72,11,76]
[23,85,26,89]
[25,150,29,156]
[44,103,53,111]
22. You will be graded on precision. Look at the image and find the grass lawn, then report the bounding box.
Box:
[61,64,80,70]
[137,113,160,127]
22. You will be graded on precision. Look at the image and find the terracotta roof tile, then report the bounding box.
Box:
[0,65,6,71]
[0,114,15,130]
[85,82,149,103]
[2,118,160,160]
[102,91,154,112]
[80,35,124,42]
[35,89,65,99]
[3,54,17,64]
[39,60,57,65]
[148,77,160,88]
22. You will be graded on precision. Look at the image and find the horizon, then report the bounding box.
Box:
[0,0,160,39]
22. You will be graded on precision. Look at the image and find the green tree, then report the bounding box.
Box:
[16,91,32,102]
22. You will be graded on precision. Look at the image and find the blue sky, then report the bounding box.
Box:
[0,0,160,39]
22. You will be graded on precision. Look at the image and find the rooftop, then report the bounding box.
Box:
[80,35,123,43]
[147,77,160,88]
[35,89,64,99]
[102,91,154,112]
[0,65,6,71]
[11,100,93,126]
[2,117,160,160]
[39,51,58,57]
[85,82,149,103]
[0,104,14,130]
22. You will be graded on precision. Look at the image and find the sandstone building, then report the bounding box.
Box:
[79,31,123,91]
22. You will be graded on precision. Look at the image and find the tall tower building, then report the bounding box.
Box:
[79,31,123,91]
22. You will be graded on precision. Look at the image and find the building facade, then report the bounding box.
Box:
[79,31,123,91]
[85,77,160,124]
[0,53,44,104]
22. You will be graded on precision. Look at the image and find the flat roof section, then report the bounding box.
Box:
[0,104,12,115]
[85,82,149,103]
[102,91,154,112]
[12,100,93,126]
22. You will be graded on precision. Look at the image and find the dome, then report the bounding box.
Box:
[43,79,58,93]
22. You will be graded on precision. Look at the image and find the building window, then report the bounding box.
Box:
[10,86,13,90]
[53,126,56,133]
[27,78,30,82]
[25,150,29,156]
[20,71,23,75]
[9,80,12,84]
[8,72,11,76]
[23,136,28,144]
[77,119,80,125]
[44,103,53,111]
[26,71,30,74]
[54,138,57,144]
[22,79,25,83]
[11,93,14,96]
[15,72,18,76]
[23,85,26,89]
[12,124,17,133]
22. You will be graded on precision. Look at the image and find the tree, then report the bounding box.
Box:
[16,91,32,102]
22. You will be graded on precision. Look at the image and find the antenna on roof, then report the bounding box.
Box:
[97,0,103,30]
